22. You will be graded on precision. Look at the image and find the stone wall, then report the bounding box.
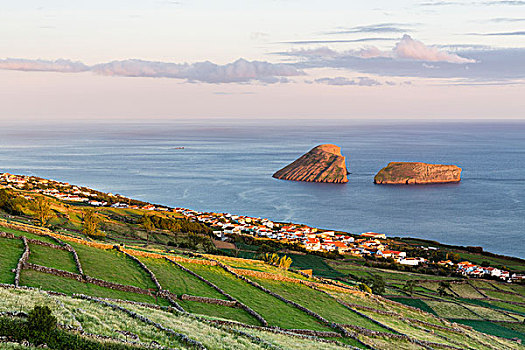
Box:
[117,247,162,291]
[164,257,268,326]
[180,294,237,307]
[74,294,206,350]
[164,257,234,301]
[23,263,84,282]
[0,231,15,239]
[14,237,30,287]
[22,262,154,296]
[212,259,352,338]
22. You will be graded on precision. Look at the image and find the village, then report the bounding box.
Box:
[1,172,521,282]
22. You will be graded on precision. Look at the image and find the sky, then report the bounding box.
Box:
[1,0,525,120]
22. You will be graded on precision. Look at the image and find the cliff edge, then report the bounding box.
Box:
[374,162,461,184]
[272,144,348,183]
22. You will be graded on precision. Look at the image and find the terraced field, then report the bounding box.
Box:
[0,223,524,349]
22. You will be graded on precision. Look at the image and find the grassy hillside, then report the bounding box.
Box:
[0,217,524,348]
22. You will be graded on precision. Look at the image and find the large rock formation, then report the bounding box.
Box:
[273,144,348,183]
[374,162,462,184]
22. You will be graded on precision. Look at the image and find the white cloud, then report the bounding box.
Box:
[315,76,381,86]
[0,58,303,84]
[0,58,89,72]
[281,35,476,64]
[394,35,476,63]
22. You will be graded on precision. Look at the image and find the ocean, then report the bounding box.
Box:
[1,119,524,258]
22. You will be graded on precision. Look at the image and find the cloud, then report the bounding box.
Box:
[394,35,476,63]
[421,0,525,5]
[0,58,89,72]
[281,37,398,45]
[470,31,525,36]
[481,0,525,4]
[0,58,303,84]
[315,76,382,86]
[420,1,464,6]
[291,47,525,82]
[281,35,476,64]
[487,17,525,22]
[325,23,411,35]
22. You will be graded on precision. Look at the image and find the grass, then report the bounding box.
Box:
[27,243,78,273]
[177,299,260,325]
[355,334,425,350]
[249,276,392,333]
[288,254,344,279]
[19,269,168,305]
[450,319,525,342]
[121,303,267,350]
[236,328,353,350]
[139,257,226,299]
[0,238,23,284]
[485,300,525,316]
[424,300,482,320]
[70,242,156,290]
[499,322,525,335]
[464,304,519,322]
[484,289,525,304]
[180,262,330,331]
[0,227,57,244]
[387,297,438,316]
[448,283,486,299]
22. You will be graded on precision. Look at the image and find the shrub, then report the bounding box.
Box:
[26,305,57,344]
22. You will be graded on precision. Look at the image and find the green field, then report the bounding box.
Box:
[0,238,23,284]
[450,319,525,342]
[484,289,525,303]
[249,276,392,333]
[288,253,344,278]
[70,242,156,290]
[177,299,260,325]
[19,269,168,305]
[27,243,78,273]
[387,297,438,316]
[180,262,331,330]
[0,227,57,244]
[140,257,226,299]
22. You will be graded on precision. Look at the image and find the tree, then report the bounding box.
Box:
[141,213,155,245]
[32,196,54,227]
[278,255,293,270]
[438,281,451,297]
[367,274,385,295]
[82,209,104,238]
[402,280,417,296]
[26,305,56,345]
[358,283,373,294]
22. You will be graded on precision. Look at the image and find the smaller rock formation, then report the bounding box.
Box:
[273,144,348,183]
[374,162,461,184]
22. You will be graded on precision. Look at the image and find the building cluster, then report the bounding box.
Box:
[175,208,431,266]
[455,261,523,282]
[0,173,169,212]
[3,173,523,282]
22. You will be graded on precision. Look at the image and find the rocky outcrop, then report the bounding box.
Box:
[273,144,348,183]
[374,162,461,184]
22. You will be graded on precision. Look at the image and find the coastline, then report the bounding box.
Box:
[2,171,524,264]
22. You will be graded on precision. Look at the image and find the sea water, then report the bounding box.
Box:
[1,119,524,258]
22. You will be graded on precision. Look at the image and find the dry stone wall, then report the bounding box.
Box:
[14,237,30,287]
[164,257,268,326]
[212,259,353,338]
[74,294,206,350]
[117,247,162,291]
[180,294,237,307]
[21,262,154,296]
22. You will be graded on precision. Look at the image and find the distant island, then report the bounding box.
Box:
[374,162,462,184]
[273,144,348,183]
